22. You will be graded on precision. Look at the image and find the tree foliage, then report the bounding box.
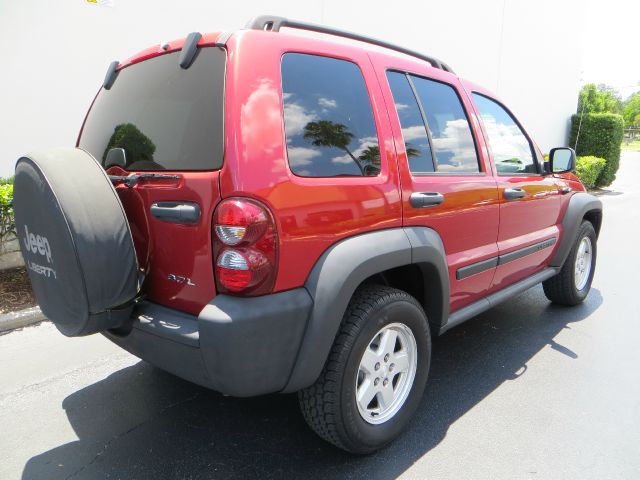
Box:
[103,123,156,165]
[577,83,623,114]
[358,145,380,165]
[575,156,606,189]
[623,92,640,127]
[0,182,15,252]
[303,120,365,174]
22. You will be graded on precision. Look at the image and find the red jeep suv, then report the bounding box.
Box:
[14,16,602,453]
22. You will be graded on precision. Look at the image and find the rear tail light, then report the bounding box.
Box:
[213,198,277,295]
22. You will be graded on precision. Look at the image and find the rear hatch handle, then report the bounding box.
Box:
[150,201,201,224]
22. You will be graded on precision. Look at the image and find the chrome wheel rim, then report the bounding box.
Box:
[355,322,417,425]
[574,236,593,291]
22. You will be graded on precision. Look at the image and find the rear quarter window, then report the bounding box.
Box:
[281,53,380,177]
[79,47,226,171]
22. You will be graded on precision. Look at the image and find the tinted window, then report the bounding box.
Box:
[472,93,536,174]
[79,48,226,171]
[412,77,480,173]
[386,71,434,173]
[281,54,380,177]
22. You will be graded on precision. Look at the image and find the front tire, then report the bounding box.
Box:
[298,285,431,454]
[543,220,597,305]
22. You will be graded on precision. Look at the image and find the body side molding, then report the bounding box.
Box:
[457,256,498,280]
[456,237,556,280]
[498,237,557,265]
[283,227,447,393]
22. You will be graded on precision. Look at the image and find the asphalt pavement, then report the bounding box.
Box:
[1,152,639,480]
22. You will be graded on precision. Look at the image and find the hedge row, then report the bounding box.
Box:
[568,113,624,187]
[575,156,606,189]
[0,182,15,249]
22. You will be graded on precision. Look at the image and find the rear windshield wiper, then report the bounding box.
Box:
[109,173,180,188]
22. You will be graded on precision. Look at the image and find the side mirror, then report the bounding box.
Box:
[549,147,575,174]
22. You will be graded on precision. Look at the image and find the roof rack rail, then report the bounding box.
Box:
[245,15,455,74]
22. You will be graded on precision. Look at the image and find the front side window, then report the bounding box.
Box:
[472,93,537,174]
[411,77,480,173]
[80,47,226,171]
[281,54,380,177]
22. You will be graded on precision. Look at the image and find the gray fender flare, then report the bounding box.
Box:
[550,192,603,268]
[283,226,448,393]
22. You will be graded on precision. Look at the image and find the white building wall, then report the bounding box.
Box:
[0,0,584,178]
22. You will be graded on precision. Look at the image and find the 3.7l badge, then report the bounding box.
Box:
[167,274,196,286]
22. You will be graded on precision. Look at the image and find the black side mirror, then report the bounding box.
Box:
[549,147,576,174]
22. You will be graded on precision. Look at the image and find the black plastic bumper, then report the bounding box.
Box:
[104,288,312,397]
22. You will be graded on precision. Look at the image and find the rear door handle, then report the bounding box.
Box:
[150,201,201,224]
[504,188,526,200]
[410,192,444,208]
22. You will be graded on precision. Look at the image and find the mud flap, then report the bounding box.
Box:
[13,147,139,336]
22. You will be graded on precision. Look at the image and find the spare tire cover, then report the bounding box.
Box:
[13,147,139,336]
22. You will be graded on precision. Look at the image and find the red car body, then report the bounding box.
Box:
[79,29,585,316]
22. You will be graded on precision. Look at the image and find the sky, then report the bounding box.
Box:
[581,0,640,100]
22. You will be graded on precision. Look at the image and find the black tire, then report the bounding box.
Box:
[543,221,597,306]
[298,285,431,454]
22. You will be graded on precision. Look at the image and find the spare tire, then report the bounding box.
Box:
[13,147,139,336]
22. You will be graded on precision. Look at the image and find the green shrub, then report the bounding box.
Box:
[568,113,624,187]
[103,123,156,164]
[0,183,15,252]
[575,156,606,189]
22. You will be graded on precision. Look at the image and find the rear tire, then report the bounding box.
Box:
[543,221,597,306]
[298,285,431,454]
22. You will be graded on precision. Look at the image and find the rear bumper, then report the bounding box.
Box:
[104,288,312,397]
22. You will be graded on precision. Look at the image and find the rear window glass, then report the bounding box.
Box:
[281,53,380,177]
[386,71,435,173]
[411,76,480,173]
[79,47,226,171]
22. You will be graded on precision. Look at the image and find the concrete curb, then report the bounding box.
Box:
[0,306,47,333]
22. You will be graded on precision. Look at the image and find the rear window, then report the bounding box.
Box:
[386,71,435,173]
[410,76,480,173]
[79,47,226,171]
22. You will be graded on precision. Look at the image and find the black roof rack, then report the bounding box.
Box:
[245,15,455,74]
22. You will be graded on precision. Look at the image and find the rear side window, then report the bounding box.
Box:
[386,71,434,173]
[472,93,536,174]
[79,47,226,171]
[281,53,380,177]
[410,77,480,173]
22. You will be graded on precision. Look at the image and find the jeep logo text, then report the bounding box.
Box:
[23,225,53,264]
